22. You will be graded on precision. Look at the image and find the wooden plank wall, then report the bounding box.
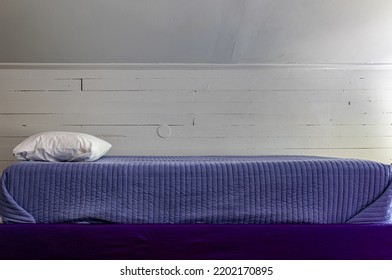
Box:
[1,65,392,173]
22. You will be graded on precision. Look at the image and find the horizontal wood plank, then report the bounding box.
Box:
[0,113,193,127]
[0,79,81,91]
[82,77,392,91]
[0,99,390,116]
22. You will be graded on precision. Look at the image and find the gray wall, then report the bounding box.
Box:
[1,0,392,63]
[1,1,392,173]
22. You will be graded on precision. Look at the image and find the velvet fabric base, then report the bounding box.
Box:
[1,224,391,260]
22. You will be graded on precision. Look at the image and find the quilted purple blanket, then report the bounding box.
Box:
[1,156,392,224]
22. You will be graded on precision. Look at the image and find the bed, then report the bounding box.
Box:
[1,155,392,259]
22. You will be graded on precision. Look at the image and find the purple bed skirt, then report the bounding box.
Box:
[1,224,392,260]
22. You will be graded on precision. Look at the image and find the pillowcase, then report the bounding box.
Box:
[13,131,112,162]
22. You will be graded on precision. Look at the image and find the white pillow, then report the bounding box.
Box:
[13,131,112,162]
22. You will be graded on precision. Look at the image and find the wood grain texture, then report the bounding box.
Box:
[1,65,392,173]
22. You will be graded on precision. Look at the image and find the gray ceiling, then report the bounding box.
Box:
[1,0,392,63]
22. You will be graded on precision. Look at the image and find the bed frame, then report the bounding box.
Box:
[2,156,392,259]
[1,224,392,260]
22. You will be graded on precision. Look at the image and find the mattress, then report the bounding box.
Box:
[1,156,392,224]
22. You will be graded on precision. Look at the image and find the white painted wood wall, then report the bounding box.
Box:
[1,64,392,173]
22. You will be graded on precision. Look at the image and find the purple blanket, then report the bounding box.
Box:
[1,156,392,224]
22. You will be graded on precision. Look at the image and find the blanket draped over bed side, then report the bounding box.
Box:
[1,156,392,224]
